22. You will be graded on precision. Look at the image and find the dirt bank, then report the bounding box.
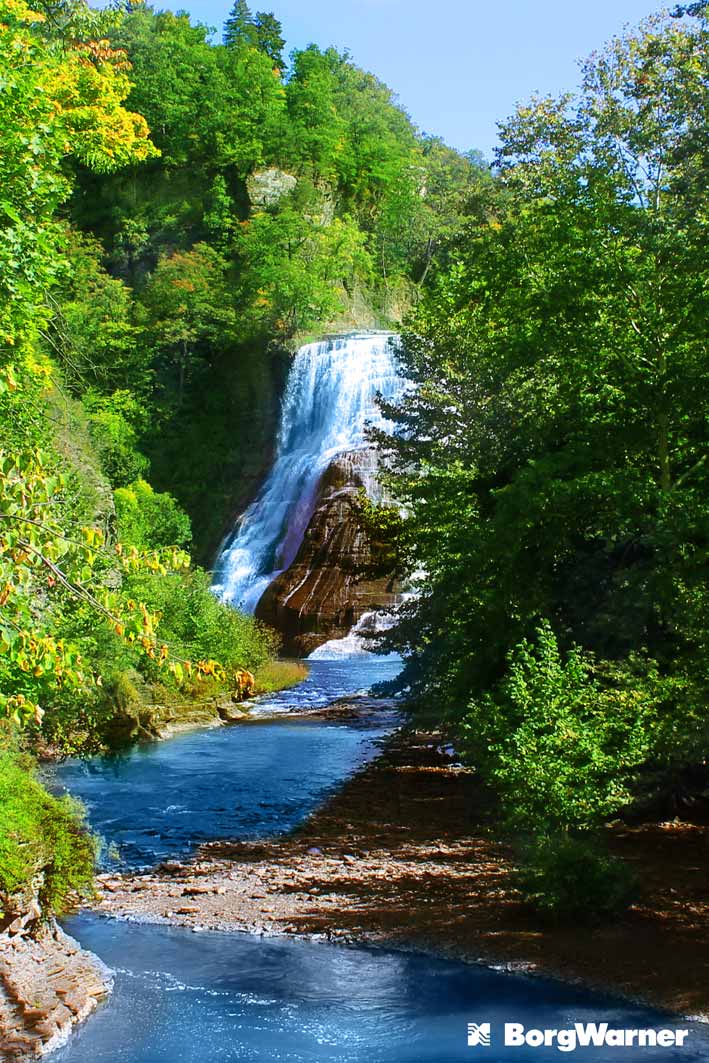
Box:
[92,729,709,1020]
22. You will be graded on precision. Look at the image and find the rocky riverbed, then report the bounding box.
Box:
[90,728,709,1021]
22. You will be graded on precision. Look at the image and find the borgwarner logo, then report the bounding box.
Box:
[467,1024,492,1047]
[466,1021,690,1052]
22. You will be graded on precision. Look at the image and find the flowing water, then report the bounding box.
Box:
[53,658,401,869]
[212,333,404,613]
[55,916,709,1063]
[53,660,709,1062]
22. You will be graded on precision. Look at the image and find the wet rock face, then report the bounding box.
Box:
[255,449,400,656]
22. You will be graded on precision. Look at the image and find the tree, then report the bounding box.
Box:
[284,46,346,175]
[236,210,372,335]
[53,234,150,398]
[380,10,708,772]
[0,0,156,351]
[462,624,659,834]
[140,245,238,406]
[0,0,221,730]
[253,11,285,67]
[223,0,256,49]
[0,448,191,726]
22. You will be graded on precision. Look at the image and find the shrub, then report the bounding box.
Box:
[515,834,639,923]
[0,749,97,917]
[84,389,149,487]
[114,478,192,550]
[461,622,659,833]
[125,567,279,679]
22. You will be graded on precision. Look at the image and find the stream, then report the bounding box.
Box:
[53,658,401,869]
[53,657,709,1062]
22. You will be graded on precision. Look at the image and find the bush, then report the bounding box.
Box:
[0,748,96,917]
[84,389,149,487]
[461,622,659,833]
[114,478,192,549]
[515,834,638,923]
[125,567,279,679]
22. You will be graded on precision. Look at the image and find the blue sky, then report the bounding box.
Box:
[105,0,661,157]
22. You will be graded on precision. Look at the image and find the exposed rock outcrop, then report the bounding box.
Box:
[255,449,400,655]
[0,883,111,1060]
[246,167,297,209]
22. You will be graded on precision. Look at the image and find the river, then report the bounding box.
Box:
[53,656,709,1062]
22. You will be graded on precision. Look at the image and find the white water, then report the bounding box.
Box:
[213,333,404,613]
[308,609,399,660]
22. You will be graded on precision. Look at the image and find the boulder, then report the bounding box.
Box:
[217,704,248,723]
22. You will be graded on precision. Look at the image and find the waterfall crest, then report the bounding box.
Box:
[213,332,403,613]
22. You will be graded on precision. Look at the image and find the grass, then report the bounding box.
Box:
[254,660,309,695]
[0,746,97,917]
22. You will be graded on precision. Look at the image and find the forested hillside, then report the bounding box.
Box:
[377,5,708,914]
[0,0,478,914]
[66,1,483,556]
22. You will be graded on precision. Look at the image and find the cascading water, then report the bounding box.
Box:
[213,332,404,614]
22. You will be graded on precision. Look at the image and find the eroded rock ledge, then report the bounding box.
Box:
[256,449,400,655]
[0,886,111,1060]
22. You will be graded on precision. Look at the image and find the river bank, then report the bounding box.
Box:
[0,911,110,1061]
[91,723,709,1022]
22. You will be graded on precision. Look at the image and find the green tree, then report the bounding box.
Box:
[223,0,255,49]
[0,0,155,351]
[462,623,659,833]
[236,209,372,335]
[381,10,708,787]
[140,244,238,406]
[253,11,285,66]
[115,479,192,550]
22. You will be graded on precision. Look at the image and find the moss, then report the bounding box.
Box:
[0,748,96,918]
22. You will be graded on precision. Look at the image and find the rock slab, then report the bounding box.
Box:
[0,889,111,1060]
[256,449,400,655]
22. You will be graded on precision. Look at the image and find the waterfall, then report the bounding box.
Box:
[213,332,403,613]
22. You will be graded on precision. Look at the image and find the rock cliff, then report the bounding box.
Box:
[255,449,400,656]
